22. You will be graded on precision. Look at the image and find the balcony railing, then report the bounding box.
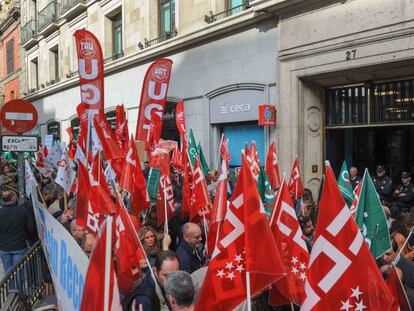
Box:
[0,241,55,309]
[38,1,59,34]
[60,0,87,20]
[104,50,124,64]
[141,28,178,49]
[204,1,251,24]
[21,19,37,48]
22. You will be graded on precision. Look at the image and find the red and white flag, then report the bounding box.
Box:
[219,134,231,163]
[349,179,363,217]
[35,144,54,177]
[266,142,281,190]
[156,153,176,226]
[119,138,150,216]
[46,142,63,170]
[386,265,411,311]
[301,162,395,311]
[80,217,122,311]
[91,154,111,195]
[114,202,144,295]
[288,158,304,201]
[196,155,285,311]
[269,180,309,305]
[190,156,211,222]
[93,113,125,161]
[135,59,173,150]
[207,158,228,256]
[115,104,129,152]
[246,142,260,181]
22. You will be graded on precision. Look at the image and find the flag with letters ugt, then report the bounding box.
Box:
[196,155,285,311]
[301,162,395,311]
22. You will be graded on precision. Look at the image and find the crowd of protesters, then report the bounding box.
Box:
[0,151,414,310]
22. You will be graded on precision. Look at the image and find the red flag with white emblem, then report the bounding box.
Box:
[219,134,231,163]
[386,265,411,311]
[301,163,395,311]
[80,217,122,311]
[115,104,129,152]
[207,158,228,256]
[91,154,112,195]
[269,180,309,305]
[266,142,281,190]
[288,158,304,201]
[349,179,363,217]
[196,155,285,311]
[246,142,260,181]
[119,138,150,215]
[156,153,176,226]
[190,156,211,222]
[55,145,76,194]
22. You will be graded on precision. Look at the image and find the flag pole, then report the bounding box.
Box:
[245,271,252,311]
[163,177,169,235]
[216,133,224,171]
[63,191,68,213]
[202,210,209,254]
[103,216,112,311]
[393,226,414,265]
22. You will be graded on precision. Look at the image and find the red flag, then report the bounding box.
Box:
[175,100,186,138]
[91,154,111,195]
[269,180,309,305]
[119,138,150,215]
[266,142,281,190]
[350,180,362,217]
[288,158,304,201]
[245,142,260,181]
[80,217,122,311]
[74,30,104,115]
[67,127,77,160]
[181,152,192,219]
[190,156,211,222]
[93,113,125,161]
[115,104,129,152]
[156,154,176,226]
[114,202,144,295]
[196,155,285,311]
[386,265,411,311]
[135,59,173,150]
[170,145,183,173]
[219,134,231,163]
[76,161,117,235]
[302,163,395,310]
[207,158,228,256]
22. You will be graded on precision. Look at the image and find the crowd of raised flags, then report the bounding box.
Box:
[20,29,413,311]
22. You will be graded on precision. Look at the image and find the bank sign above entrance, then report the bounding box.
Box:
[210,89,263,124]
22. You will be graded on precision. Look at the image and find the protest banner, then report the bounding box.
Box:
[31,188,88,311]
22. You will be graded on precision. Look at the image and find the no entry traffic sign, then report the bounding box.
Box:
[0,99,38,134]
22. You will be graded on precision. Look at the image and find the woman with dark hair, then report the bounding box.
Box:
[390,213,414,261]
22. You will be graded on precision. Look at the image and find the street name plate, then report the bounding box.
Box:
[1,136,39,152]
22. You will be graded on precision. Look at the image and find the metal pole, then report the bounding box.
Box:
[18,152,24,201]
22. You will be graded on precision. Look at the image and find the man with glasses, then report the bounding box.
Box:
[176,222,206,274]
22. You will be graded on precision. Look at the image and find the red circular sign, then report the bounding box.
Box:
[0,99,38,134]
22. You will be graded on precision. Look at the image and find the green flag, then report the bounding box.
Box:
[337,161,354,207]
[147,168,161,200]
[197,143,210,176]
[187,129,198,169]
[355,169,391,259]
[257,167,275,219]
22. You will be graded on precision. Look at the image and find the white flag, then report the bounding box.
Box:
[104,162,117,193]
[46,142,62,170]
[25,160,37,197]
[55,145,76,194]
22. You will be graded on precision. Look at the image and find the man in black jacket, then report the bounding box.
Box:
[0,190,34,273]
[373,165,393,203]
[176,223,206,274]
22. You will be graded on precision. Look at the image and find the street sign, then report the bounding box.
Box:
[0,99,38,134]
[1,135,39,152]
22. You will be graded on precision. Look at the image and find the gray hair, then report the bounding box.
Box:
[164,271,194,307]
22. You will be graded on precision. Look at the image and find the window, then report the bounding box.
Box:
[112,13,122,58]
[6,39,14,75]
[229,0,244,15]
[30,58,39,90]
[160,0,175,37]
[49,46,59,82]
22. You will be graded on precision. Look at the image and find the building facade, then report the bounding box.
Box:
[20,0,281,168]
[0,0,21,106]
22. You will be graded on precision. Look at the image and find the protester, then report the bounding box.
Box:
[69,219,87,246]
[143,161,150,181]
[349,166,361,189]
[372,165,393,203]
[0,190,34,273]
[123,250,180,311]
[59,198,76,231]
[390,214,414,261]
[298,214,314,252]
[138,226,171,268]
[164,271,195,311]
[176,222,206,274]
[42,183,62,218]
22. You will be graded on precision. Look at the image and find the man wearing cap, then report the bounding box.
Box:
[393,172,414,213]
[372,165,393,202]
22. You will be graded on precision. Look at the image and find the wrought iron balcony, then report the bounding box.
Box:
[38,1,59,35]
[21,19,38,49]
[204,1,251,24]
[60,0,87,21]
[142,28,178,49]
[104,50,124,64]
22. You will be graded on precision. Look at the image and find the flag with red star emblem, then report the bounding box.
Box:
[270,180,309,306]
[196,155,285,311]
[301,162,395,311]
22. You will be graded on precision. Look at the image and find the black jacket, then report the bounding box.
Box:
[176,240,205,274]
[0,203,34,251]
[372,175,393,201]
